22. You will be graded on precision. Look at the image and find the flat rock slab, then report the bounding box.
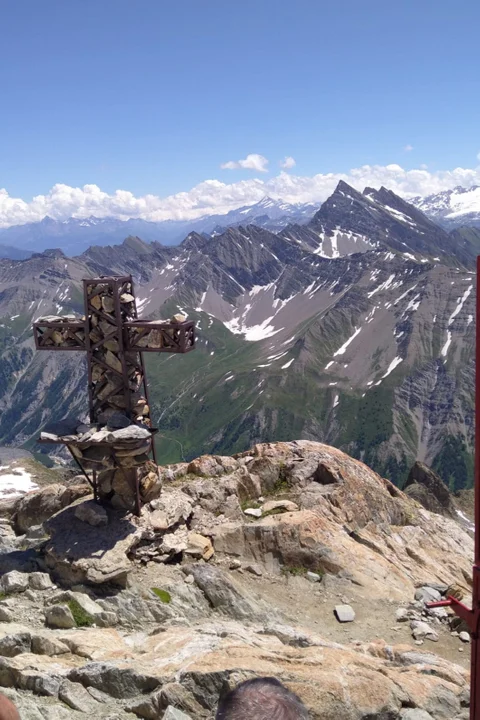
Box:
[163,707,193,720]
[414,586,441,604]
[74,500,108,527]
[334,604,355,623]
[44,505,142,587]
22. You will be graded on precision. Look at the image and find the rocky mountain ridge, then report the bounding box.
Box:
[2,183,480,259]
[0,197,319,255]
[0,440,475,719]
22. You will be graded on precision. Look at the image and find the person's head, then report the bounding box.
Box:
[216,677,309,720]
[0,693,20,720]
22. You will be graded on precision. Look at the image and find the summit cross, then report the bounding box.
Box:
[33,274,195,514]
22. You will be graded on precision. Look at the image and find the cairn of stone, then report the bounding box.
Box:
[33,275,195,514]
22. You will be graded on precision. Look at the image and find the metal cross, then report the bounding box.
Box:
[32,274,195,514]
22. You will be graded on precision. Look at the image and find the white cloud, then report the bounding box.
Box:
[1,163,480,228]
[280,156,296,169]
[220,153,269,172]
[404,144,414,152]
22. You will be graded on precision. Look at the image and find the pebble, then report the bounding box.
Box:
[334,604,355,623]
[459,631,471,643]
[244,508,263,518]
[245,564,263,577]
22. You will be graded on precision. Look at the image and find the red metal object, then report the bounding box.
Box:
[427,256,480,718]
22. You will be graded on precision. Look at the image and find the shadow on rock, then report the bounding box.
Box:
[44,501,142,588]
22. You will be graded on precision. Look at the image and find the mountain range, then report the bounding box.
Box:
[1,183,480,258]
[0,181,477,492]
[411,185,480,229]
[0,197,320,256]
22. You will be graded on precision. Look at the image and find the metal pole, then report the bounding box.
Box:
[427,257,480,717]
[471,255,480,720]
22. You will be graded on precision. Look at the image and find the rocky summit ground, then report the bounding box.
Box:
[0,440,475,719]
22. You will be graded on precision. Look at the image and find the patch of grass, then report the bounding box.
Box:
[262,507,286,518]
[0,592,6,601]
[270,463,290,496]
[67,599,94,628]
[151,587,171,603]
[281,565,307,577]
[272,479,289,495]
[281,564,324,579]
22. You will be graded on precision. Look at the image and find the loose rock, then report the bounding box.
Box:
[410,620,439,642]
[29,573,55,591]
[0,571,28,595]
[45,605,76,629]
[414,586,442,604]
[245,564,263,577]
[74,501,109,527]
[59,679,101,713]
[184,532,214,561]
[261,499,298,514]
[163,707,193,720]
[244,508,262,518]
[334,605,355,623]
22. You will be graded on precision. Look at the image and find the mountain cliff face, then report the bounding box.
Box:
[0,182,475,490]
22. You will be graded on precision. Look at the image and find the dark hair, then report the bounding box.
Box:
[216,677,309,720]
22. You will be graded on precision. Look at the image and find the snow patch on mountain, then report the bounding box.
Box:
[333,327,362,356]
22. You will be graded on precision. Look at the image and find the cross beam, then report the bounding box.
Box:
[33,274,195,514]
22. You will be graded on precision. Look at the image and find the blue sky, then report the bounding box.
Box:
[0,0,479,224]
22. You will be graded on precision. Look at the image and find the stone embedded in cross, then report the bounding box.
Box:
[33,274,195,514]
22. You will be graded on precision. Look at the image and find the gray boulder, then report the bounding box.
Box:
[44,504,141,587]
[29,572,55,591]
[414,586,441,604]
[191,564,267,620]
[163,708,193,720]
[12,483,91,533]
[46,605,76,629]
[0,571,29,594]
[68,662,160,699]
[59,679,101,713]
[334,605,355,623]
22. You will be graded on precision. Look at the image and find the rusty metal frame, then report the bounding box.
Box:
[33,321,86,351]
[124,320,195,353]
[129,277,158,465]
